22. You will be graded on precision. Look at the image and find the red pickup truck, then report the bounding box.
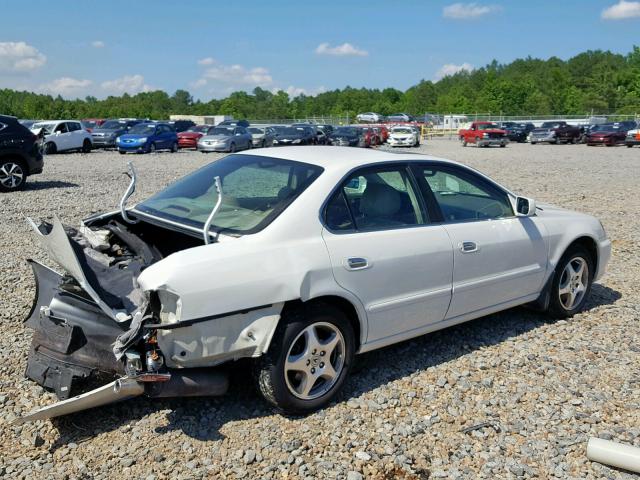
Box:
[459,122,508,147]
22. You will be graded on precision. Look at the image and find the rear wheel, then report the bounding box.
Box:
[171,142,178,153]
[627,144,634,148]
[460,136,467,147]
[546,245,594,319]
[0,159,27,192]
[119,150,126,155]
[81,139,92,153]
[254,302,355,414]
[44,142,57,155]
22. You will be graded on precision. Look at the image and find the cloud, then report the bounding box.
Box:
[434,63,474,80]
[0,41,46,73]
[271,85,327,98]
[101,74,153,94]
[192,61,274,93]
[601,1,640,19]
[315,42,368,57]
[443,3,501,19]
[39,77,92,96]
[91,40,105,48]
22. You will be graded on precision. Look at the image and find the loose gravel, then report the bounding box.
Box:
[0,140,639,479]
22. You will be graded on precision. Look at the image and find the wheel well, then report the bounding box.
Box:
[568,236,598,273]
[283,296,362,350]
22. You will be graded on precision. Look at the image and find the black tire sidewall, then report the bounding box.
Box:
[548,245,594,318]
[256,303,355,414]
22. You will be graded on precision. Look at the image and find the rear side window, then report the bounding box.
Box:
[68,122,81,132]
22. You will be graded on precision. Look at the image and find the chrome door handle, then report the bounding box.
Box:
[460,241,479,253]
[346,257,369,270]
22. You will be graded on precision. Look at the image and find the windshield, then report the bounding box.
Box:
[186,125,210,133]
[32,122,56,134]
[334,127,358,136]
[129,124,156,135]
[136,155,323,234]
[208,127,235,136]
[594,125,618,132]
[280,127,304,136]
[479,123,500,129]
[101,120,128,130]
[248,127,265,134]
[392,127,412,134]
[541,122,562,128]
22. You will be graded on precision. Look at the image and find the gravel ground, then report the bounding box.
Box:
[1,140,639,479]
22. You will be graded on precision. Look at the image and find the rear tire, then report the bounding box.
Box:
[0,159,27,192]
[119,150,126,155]
[254,302,355,414]
[546,245,594,319]
[171,142,178,153]
[81,139,92,153]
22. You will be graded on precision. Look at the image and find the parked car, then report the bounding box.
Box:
[19,119,40,129]
[17,147,611,423]
[198,125,252,153]
[167,120,196,133]
[386,113,414,123]
[0,115,44,192]
[273,126,316,146]
[81,119,106,132]
[502,122,535,143]
[356,112,384,123]
[372,126,389,144]
[91,119,143,149]
[388,125,420,147]
[530,121,581,144]
[117,123,178,154]
[458,122,507,147]
[316,124,334,137]
[31,120,93,154]
[625,127,640,147]
[177,125,212,149]
[328,127,366,147]
[315,129,328,145]
[248,126,276,148]
[585,123,629,147]
[218,119,250,128]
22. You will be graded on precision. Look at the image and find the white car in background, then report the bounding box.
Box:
[31,120,93,154]
[388,125,420,147]
[356,112,384,123]
[18,147,610,423]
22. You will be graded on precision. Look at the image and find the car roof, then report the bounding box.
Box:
[235,146,460,173]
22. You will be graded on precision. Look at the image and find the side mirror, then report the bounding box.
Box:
[515,196,536,217]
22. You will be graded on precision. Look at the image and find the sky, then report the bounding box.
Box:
[1,0,639,100]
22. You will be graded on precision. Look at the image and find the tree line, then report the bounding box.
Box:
[1,47,639,121]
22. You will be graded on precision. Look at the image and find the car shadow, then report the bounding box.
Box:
[25,180,79,191]
[47,284,621,449]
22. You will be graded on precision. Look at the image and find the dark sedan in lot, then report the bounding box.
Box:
[586,124,629,146]
[502,122,535,143]
[273,126,316,145]
[328,126,366,147]
[91,119,143,148]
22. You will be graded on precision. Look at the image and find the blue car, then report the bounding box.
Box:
[117,123,178,154]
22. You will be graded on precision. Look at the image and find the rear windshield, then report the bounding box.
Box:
[136,154,323,234]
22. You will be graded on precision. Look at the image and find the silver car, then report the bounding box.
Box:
[248,126,275,148]
[197,126,253,153]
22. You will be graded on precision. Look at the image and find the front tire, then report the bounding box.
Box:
[149,143,156,154]
[44,142,57,155]
[171,142,178,153]
[254,302,355,414]
[546,245,594,319]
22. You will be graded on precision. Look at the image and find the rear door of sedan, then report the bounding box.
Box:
[321,163,454,345]
[410,163,548,319]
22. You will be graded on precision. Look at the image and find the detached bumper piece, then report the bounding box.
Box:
[24,260,127,400]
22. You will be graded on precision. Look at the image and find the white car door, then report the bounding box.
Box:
[321,164,453,344]
[67,121,84,149]
[411,164,548,319]
[52,122,71,151]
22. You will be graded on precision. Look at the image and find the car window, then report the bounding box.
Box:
[416,166,513,222]
[332,166,425,231]
[54,123,68,133]
[68,122,81,132]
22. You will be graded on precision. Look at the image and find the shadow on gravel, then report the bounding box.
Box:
[46,284,621,448]
[25,180,79,190]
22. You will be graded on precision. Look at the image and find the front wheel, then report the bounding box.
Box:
[171,142,178,153]
[546,245,594,319]
[229,143,236,153]
[148,143,156,154]
[0,159,27,192]
[44,142,57,155]
[254,303,355,414]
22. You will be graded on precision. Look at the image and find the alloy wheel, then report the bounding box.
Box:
[0,162,25,190]
[284,322,345,400]
[558,257,589,310]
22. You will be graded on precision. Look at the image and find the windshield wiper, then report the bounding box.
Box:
[203,176,222,245]
[120,161,138,224]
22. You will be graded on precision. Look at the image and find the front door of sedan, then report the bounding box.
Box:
[411,164,548,319]
[321,165,454,345]
[53,122,71,151]
[67,122,84,149]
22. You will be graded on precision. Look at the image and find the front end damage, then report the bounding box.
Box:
[17,214,280,424]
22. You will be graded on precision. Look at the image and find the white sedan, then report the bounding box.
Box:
[31,120,93,154]
[388,126,420,147]
[18,147,610,423]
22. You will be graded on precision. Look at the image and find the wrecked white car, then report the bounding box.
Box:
[18,147,611,423]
